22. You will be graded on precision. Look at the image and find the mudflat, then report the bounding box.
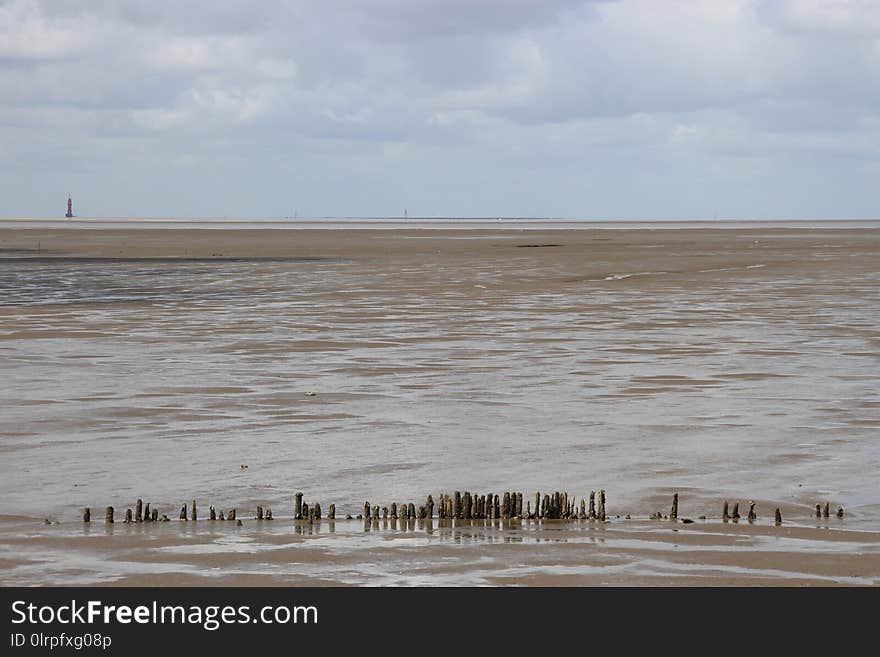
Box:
[1,221,878,585]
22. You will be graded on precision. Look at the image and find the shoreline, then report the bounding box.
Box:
[2,218,879,232]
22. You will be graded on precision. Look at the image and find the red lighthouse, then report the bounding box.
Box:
[66,196,73,218]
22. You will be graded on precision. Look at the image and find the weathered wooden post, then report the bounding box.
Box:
[588,492,596,520]
[210,505,216,521]
[179,505,187,521]
[372,505,379,521]
[722,501,729,522]
[815,503,822,519]
[747,501,756,523]
[427,495,434,518]
[105,506,114,523]
[151,509,158,522]
[143,503,151,522]
[302,502,309,520]
[83,508,91,523]
[228,509,236,521]
[516,492,523,518]
[328,504,336,520]
[453,492,462,519]
[219,510,225,521]
[408,503,415,519]
[579,499,586,520]
[266,509,273,520]
[191,500,197,522]
[501,493,510,519]
[731,502,740,522]
[295,493,304,520]
[135,499,143,523]
[534,492,541,519]
[599,490,606,521]
[670,493,678,520]
[314,503,321,520]
[774,508,782,526]
[124,509,133,523]
[256,506,263,520]
[822,502,829,519]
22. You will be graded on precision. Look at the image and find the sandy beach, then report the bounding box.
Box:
[1,221,878,585]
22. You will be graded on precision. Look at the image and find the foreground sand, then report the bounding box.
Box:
[1,514,877,586]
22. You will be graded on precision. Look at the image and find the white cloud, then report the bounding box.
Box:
[1,0,879,218]
[0,0,94,59]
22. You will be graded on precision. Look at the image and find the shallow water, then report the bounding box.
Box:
[0,224,878,532]
[2,514,878,586]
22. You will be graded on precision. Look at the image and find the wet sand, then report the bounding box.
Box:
[2,514,878,586]
[1,222,878,585]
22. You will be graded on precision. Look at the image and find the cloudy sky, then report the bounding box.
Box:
[1,0,878,219]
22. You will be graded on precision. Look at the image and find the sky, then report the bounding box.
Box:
[1,0,878,219]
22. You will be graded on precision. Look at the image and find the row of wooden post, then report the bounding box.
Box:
[82,492,844,527]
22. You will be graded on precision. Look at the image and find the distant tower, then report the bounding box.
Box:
[66,196,73,218]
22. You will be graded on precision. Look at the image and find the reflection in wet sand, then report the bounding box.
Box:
[1,515,877,586]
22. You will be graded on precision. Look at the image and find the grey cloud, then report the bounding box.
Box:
[1,0,878,218]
